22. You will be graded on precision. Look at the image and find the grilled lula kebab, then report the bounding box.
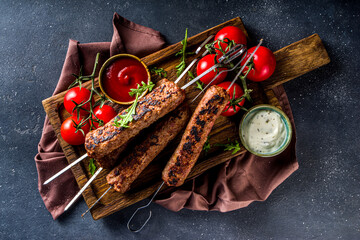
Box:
[107,104,190,193]
[81,104,190,217]
[84,79,185,160]
[163,40,263,187]
[43,139,128,185]
[162,85,229,186]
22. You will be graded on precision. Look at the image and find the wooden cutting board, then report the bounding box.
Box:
[42,17,330,220]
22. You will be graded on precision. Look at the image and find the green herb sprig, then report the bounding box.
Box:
[113,81,155,128]
[150,67,167,78]
[89,158,97,175]
[216,139,242,154]
[203,138,211,153]
[175,28,194,76]
[187,71,203,91]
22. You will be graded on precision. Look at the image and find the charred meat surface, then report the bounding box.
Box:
[162,85,229,187]
[85,79,185,160]
[107,104,190,193]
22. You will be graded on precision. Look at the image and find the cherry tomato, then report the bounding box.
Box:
[64,87,94,116]
[242,46,276,82]
[196,54,228,85]
[60,116,90,145]
[217,81,245,117]
[214,26,247,56]
[92,105,117,128]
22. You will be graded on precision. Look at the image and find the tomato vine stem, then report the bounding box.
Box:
[69,53,110,131]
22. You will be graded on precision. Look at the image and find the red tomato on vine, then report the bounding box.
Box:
[196,54,228,86]
[60,116,90,145]
[217,82,245,116]
[64,87,94,116]
[214,26,247,56]
[92,105,117,128]
[242,46,276,82]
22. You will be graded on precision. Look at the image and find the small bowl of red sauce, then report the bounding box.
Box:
[99,54,151,105]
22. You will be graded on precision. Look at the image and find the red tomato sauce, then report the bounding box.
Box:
[102,57,148,103]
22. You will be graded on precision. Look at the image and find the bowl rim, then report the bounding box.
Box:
[239,104,293,157]
[98,53,151,105]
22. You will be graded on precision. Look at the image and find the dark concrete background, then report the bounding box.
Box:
[0,0,359,239]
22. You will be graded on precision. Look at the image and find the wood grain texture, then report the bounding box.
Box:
[41,18,330,220]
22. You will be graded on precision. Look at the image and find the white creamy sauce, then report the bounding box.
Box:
[242,109,286,154]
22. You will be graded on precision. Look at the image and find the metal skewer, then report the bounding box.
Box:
[64,167,103,211]
[181,43,246,90]
[81,185,113,218]
[174,35,213,85]
[191,39,263,103]
[127,181,165,232]
[44,153,88,185]
[227,39,263,91]
[191,45,248,103]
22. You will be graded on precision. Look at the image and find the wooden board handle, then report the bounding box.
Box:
[262,33,330,90]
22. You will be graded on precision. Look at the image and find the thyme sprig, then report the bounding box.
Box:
[150,67,167,78]
[175,28,194,76]
[113,81,155,128]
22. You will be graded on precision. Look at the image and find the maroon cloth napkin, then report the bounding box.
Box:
[35,13,298,219]
[35,13,166,219]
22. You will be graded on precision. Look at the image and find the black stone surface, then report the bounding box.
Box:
[0,0,359,239]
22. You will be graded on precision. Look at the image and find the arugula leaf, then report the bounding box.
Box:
[195,80,204,91]
[113,81,155,128]
[129,81,155,97]
[150,67,167,78]
[176,28,194,76]
[89,158,96,175]
[187,71,204,91]
[217,139,242,154]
